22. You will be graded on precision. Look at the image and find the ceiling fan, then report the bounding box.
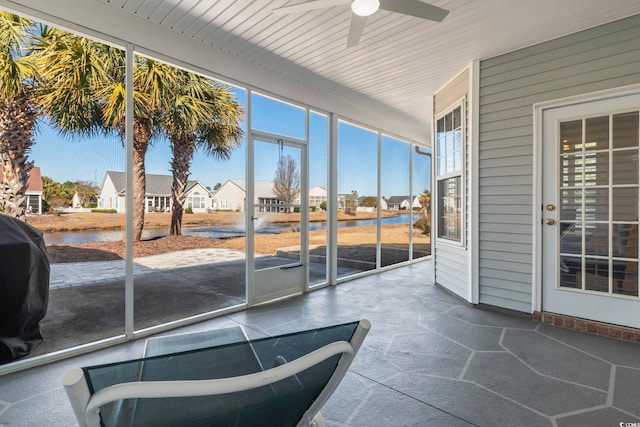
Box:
[272,0,449,48]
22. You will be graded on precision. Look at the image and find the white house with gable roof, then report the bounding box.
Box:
[98,171,212,213]
[212,179,305,212]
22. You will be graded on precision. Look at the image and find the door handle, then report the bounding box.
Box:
[545,218,555,225]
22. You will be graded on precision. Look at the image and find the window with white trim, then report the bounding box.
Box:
[436,104,464,243]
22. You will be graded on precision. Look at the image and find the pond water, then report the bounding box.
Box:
[43,213,414,245]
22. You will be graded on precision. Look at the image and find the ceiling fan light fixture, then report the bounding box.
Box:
[351,0,380,17]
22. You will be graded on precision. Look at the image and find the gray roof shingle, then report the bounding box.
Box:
[105,171,203,196]
[386,196,412,204]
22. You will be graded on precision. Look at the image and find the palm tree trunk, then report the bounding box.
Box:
[132,120,151,242]
[0,96,36,221]
[170,137,195,236]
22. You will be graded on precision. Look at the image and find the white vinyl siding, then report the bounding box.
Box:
[478,14,640,313]
[434,69,469,300]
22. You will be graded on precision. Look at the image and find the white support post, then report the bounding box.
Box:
[409,142,414,260]
[301,115,310,291]
[376,133,381,269]
[246,90,255,306]
[328,114,338,285]
[124,43,134,338]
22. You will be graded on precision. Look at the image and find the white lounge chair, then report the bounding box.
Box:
[62,319,370,427]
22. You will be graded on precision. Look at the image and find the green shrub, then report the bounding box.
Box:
[309,206,316,212]
[88,202,98,208]
[91,208,117,213]
[185,207,193,214]
[413,216,430,234]
[319,201,327,211]
[293,206,300,213]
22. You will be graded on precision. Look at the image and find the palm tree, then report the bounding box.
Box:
[33,27,179,240]
[164,71,243,236]
[0,12,38,220]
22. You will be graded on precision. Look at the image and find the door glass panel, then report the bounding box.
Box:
[613,224,638,258]
[584,188,608,221]
[560,256,581,288]
[613,188,638,221]
[612,150,639,185]
[585,223,608,256]
[560,189,581,221]
[560,223,581,255]
[613,112,639,149]
[584,152,608,186]
[584,258,608,293]
[560,120,582,153]
[613,260,638,296]
[556,112,639,297]
[561,155,583,187]
[253,140,302,270]
[585,116,609,150]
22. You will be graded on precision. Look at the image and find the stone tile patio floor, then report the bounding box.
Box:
[1,260,640,426]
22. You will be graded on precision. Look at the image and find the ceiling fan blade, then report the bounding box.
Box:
[272,0,351,15]
[346,13,367,48]
[379,0,449,22]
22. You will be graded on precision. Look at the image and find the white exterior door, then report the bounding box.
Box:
[247,135,308,306]
[541,92,640,328]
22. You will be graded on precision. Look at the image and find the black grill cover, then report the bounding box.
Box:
[0,214,50,361]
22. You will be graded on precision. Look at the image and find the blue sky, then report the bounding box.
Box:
[29,85,429,197]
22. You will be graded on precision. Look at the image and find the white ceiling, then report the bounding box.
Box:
[4,0,640,144]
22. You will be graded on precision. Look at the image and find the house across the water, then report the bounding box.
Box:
[98,171,212,213]
[384,195,420,211]
[212,179,311,212]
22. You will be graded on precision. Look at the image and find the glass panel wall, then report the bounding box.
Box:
[412,147,432,258]
[133,56,247,330]
[2,19,127,361]
[380,136,411,267]
[337,121,378,278]
[249,93,307,273]
[252,139,302,270]
[309,112,328,286]
[0,9,430,369]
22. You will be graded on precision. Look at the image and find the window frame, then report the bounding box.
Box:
[435,99,466,247]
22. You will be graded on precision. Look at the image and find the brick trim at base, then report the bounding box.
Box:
[532,311,640,344]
